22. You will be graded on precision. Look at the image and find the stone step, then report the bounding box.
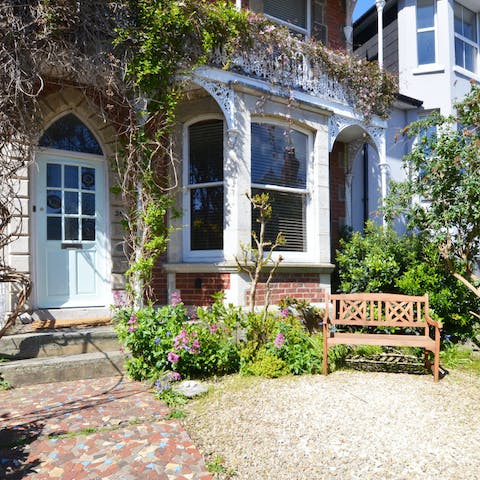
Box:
[0,326,120,360]
[0,350,126,387]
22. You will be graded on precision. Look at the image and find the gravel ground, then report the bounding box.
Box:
[182,370,480,480]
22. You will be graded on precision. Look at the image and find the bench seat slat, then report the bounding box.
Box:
[327,333,436,351]
[329,319,426,327]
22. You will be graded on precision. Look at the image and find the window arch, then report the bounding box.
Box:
[39,113,103,155]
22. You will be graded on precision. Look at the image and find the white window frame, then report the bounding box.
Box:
[263,0,311,38]
[182,115,226,262]
[250,119,314,263]
[454,2,479,73]
[416,0,437,66]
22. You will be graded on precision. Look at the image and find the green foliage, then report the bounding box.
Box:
[335,222,479,339]
[241,348,290,378]
[384,82,480,301]
[114,293,241,381]
[336,221,417,293]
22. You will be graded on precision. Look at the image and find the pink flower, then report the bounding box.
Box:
[172,372,181,381]
[274,333,286,349]
[167,352,180,364]
[128,326,136,333]
[209,323,218,334]
[280,308,289,318]
[171,291,182,306]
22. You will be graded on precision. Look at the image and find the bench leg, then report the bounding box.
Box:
[433,350,439,382]
[323,342,328,375]
[424,349,430,370]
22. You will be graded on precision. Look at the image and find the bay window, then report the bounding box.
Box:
[454,2,478,72]
[187,119,224,252]
[416,0,436,65]
[262,0,310,37]
[251,123,308,252]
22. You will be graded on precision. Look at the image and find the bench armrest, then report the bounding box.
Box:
[425,314,442,330]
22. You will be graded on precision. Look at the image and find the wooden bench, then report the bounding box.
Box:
[323,293,441,381]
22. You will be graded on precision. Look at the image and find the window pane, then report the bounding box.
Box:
[189,120,223,184]
[39,113,103,155]
[82,192,95,216]
[65,217,79,240]
[251,124,307,188]
[81,167,95,191]
[46,190,62,214]
[417,31,435,64]
[190,186,223,250]
[252,189,305,252]
[47,217,62,240]
[465,43,477,72]
[65,191,78,214]
[416,0,434,29]
[82,219,96,241]
[455,37,464,67]
[264,0,306,29]
[64,165,79,189]
[463,6,476,41]
[47,164,61,188]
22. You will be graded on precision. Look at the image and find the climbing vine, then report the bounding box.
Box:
[0,0,397,315]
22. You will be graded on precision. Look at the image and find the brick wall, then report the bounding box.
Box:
[325,0,346,50]
[149,256,168,305]
[330,141,346,257]
[252,273,326,305]
[176,273,231,306]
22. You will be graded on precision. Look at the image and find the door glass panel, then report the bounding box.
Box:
[47,217,62,240]
[82,219,96,241]
[64,165,79,189]
[65,218,79,240]
[82,193,95,216]
[47,164,61,188]
[46,190,62,213]
[65,191,79,214]
[81,167,95,190]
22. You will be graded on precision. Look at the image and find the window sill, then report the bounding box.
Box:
[164,262,335,274]
[453,66,480,83]
[412,64,445,76]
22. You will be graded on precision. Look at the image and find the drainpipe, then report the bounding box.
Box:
[376,0,386,69]
[344,0,356,55]
[363,143,369,226]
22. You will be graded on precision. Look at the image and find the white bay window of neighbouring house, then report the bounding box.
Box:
[454,3,478,72]
[188,120,224,251]
[251,123,308,252]
[416,0,436,65]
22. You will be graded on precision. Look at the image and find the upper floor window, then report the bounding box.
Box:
[251,123,308,252]
[187,120,224,252]
[454,2,478,72]
[262,0,310,37]
[39,113,103,155]
[416,0,436,65]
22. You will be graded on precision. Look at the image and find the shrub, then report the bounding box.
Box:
[335,222,479,339]
[114,293,241,381]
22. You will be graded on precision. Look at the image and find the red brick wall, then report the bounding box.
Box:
[252,273,326,305]
[150,256,168,305]
[176,273,231,306]
[326,0,346,50]
[330,141,346,258]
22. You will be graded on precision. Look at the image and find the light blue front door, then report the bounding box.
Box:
[36,153,108,308]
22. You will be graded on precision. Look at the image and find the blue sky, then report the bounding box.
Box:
[353,0,375,21]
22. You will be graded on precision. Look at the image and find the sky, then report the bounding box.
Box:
[353,0,376,21]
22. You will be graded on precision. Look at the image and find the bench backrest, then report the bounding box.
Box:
[326,293,430,329]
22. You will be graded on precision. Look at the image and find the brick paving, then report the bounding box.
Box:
[0,377,213,479]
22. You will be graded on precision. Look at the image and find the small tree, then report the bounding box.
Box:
[385,82,480,317]
[235,193,285,313]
